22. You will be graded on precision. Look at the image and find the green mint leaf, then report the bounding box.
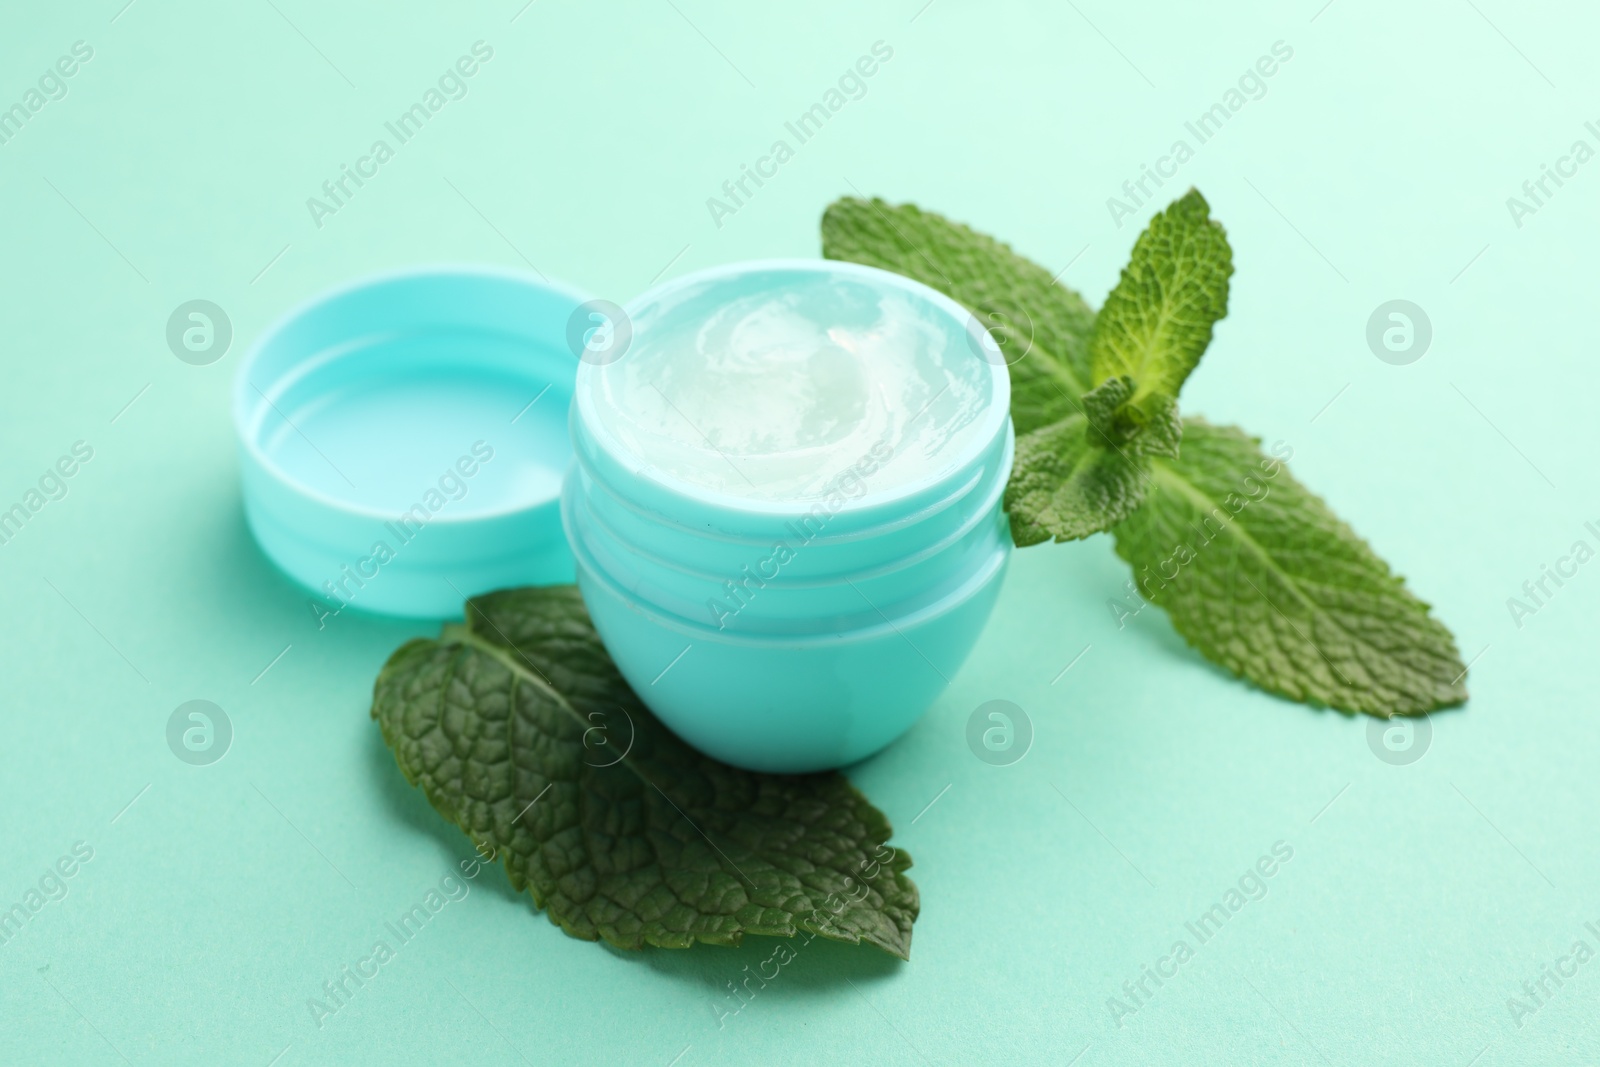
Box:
[1112,419,1468,716]
[1080,375,1182,460]
[1004,413,1149,545]
[372,585,919,958]
[821,197,1096,434]
[1089,189,1232,413]
[1004,378,1181,545]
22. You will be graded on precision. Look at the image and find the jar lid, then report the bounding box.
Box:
[233,267,590,619]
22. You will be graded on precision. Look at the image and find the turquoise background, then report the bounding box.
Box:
[1,0,1596,1063]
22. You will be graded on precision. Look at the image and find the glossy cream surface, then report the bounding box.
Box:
[587,268,993,502]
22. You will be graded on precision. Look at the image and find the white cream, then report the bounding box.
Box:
[589,268,992,502]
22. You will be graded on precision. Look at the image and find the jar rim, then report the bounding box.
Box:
[572,258,1012,523]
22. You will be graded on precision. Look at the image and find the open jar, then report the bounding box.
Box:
[564,260,1013,772]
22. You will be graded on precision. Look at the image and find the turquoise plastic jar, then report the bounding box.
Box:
[564,260,1013,773]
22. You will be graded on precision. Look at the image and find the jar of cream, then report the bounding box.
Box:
[563,260,1013,772]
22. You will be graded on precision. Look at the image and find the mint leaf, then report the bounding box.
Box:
[372,585,919,958]
[1089,189,1232,414]
[1081,375,1182,460]
[822,197,1096,434]
[1005,415,1146,545]
[1004,378,1180,545]
[1112,419,1468,716]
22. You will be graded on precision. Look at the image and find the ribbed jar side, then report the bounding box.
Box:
[562,413,1013,638]
[567,414,1011,578]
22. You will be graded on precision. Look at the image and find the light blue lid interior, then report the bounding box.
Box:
[255,329,572,515]
[234,268,586,618]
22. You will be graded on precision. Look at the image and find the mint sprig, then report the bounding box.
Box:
[372,586,919,957]
[822,191,1467,717]
[1090,190,1233,420]
[1004,377,1180,545]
